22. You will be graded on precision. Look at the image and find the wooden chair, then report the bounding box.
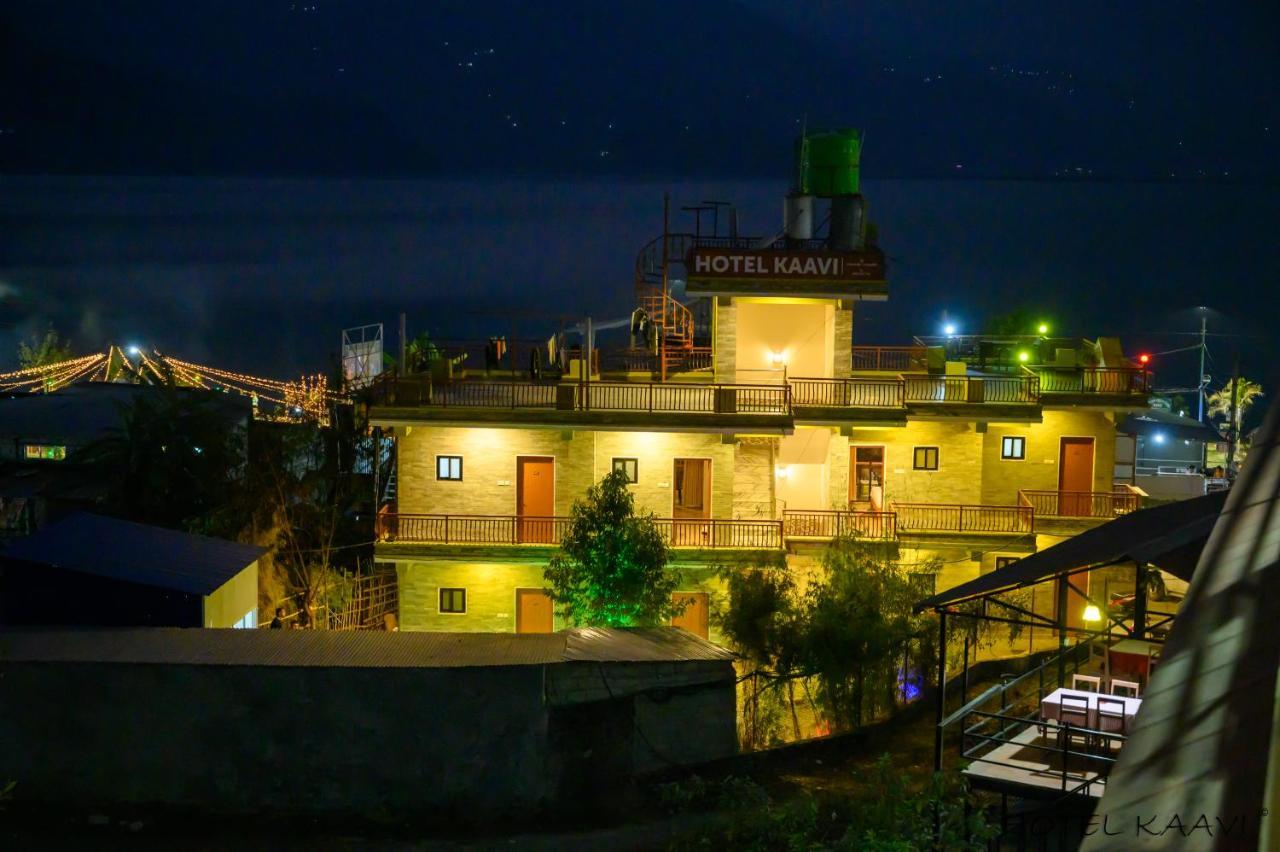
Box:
[1095,697,1128,755]
[1071,673,1102,692]
[1110,678,1140,698]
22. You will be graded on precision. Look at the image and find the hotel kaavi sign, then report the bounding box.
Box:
[685,247,887,298]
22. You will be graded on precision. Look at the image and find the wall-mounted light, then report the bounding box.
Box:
[768,351,788,369]
[775,465,790,479]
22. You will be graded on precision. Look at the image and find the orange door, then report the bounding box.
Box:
[517,456,555,543]
[516,588,554,633]
[1058,438,1095,516]
[671,592,709,638]
[672,459,712,546]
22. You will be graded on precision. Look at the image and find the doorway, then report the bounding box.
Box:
[672,459,712,546]
[850,446,885,509]
[1058,437,1096,516]
[671,591,709,638]
[516,588,554,633]
[517,456,555,543]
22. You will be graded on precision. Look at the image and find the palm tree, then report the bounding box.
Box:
[1207,378,1264,470]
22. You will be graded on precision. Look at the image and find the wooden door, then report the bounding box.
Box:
[672,459,712,546]
[516,588,554,633]
[850,446,885,508]
[517,456,555,543]
[671,592,709,639]
[1058,438,1096,516]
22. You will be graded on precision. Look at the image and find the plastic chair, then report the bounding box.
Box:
[1071,673,1102,692]
[1110,678,1140,698]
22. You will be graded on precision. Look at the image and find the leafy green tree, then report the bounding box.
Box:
[1206,377,1263,427]
[544,470,683,627]
[80,383,246,529]
[17,325,73,368]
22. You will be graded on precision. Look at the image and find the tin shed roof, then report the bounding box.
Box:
[1,512,264,596]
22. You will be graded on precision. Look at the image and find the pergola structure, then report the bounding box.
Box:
[915,490,1229,771]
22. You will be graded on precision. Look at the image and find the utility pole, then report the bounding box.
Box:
[1196,311,1208,422]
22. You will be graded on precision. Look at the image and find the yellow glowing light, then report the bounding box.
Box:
[1082,604,1102,623]
[775,465,791,479]
[1017,351,1030,363]
[768,351,788,368]
[1037,323,1049,335]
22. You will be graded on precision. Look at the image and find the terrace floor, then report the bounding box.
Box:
[963,725,1114,799]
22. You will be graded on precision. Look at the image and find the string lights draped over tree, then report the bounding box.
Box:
[0,348,347,425]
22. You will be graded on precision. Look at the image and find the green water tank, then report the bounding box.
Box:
[794,129,862,196]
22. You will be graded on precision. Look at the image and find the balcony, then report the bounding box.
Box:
[850,345,927,372]
[376,513,784,550]
[1018,489,1140,520]
[782,509,896,541]
[892,502,1034,535]
[367,376,792,432]
[1030,366,1151,405]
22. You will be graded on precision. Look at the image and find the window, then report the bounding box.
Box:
[913,446,939,471]
[1001,436,1026,460]
[995,556,1020,570]
[436,455,462,480]
[23,444,66,461]
[612,457,638,483]
[439,588,467,614]
[231,609,257,629]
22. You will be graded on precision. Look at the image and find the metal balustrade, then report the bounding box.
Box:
[1018,489,1140,519]
[1031,366,1151,396]
[782,509,897,540]
[892,502,1034,534]
[376,513,782,549]
[902,374,1040,404]
[789,377,906,408]
[850,345,927,372]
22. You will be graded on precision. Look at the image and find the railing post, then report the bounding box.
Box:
[444,515,450,545]
[934,610,948,772]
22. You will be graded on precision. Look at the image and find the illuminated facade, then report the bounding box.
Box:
[370,133,1151,639]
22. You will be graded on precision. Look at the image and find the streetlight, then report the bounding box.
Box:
[943,323,957,337]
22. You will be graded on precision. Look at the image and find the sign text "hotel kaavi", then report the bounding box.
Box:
[687,247,884,282]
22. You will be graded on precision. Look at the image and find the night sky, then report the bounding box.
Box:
[1,2,1277,419]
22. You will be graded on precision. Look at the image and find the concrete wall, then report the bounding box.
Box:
[202,561,259,628]
[844,421,986,506]
[979,410,1118,504]
[734,299,834,381]
[0,660,553,819]
[712,297,736,383]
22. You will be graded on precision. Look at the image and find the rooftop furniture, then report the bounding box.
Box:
[1109,679,1140,698]
[1071,673,1102,692]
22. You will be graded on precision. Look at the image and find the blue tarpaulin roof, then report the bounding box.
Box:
[1,512,264,596]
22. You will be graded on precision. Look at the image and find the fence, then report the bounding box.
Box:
[263,568,399,631]
[892,502,1034,534]
[1018,489,1139,519]
[850,346,927,372]
[1033,366,1150,396]
[902,374,1039,404]
[377,513,783,549]
[789,377,905,408]
[782,509,896,540]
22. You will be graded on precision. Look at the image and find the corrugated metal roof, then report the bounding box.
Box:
[1,512,265,596]
[914,491,1228,611]
[0,626,734,669]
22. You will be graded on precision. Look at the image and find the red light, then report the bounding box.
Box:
[1139,354,1151,365]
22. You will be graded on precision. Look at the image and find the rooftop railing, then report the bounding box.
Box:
[1030,366,1151,396]
[902,374,1040,405]
[850,345,928,372]
[790,376,906,408]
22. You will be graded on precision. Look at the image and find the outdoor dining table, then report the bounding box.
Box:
[1040,688,1143,730]
[1108,638,1159,680]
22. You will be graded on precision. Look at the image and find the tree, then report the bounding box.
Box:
[17,326,73,368]
[1208,376,1259,465]
[544,470,684,627]
[80,382,245,530]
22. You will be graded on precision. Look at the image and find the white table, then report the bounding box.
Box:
[1040,688,1142,730]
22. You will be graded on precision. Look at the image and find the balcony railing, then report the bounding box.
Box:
[892,502,1034,534]
[782,509,896,540]
[902,375,1040,405]
[790,377,905,408]
[1031,366,1151,396]
[1018,489,1139,519]
[851,346,927,372]
[376,513,783,549]
[370,378,790,416]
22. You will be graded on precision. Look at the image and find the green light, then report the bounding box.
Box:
[1017,351,1030,363]
[1037,323,1049,335]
